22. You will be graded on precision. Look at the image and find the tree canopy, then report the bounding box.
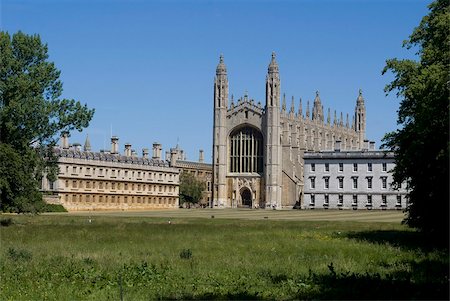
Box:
[382,0,449,243]
[179,171,206,208]
[0,31,94,213]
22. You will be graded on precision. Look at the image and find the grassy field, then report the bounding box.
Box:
[0,211,448,300]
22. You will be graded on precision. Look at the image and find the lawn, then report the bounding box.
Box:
[0,211,448,300]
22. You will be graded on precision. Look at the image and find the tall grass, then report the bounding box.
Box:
[0,215,447,300]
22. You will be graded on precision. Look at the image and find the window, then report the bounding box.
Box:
[72,166,77,174]
[309,194,315,206]
[86,168,90,175]
[324,194,329,206]
[352,177,358,189]
[353,163,358,172]
[396,195,402,206]
[324,177,329,189]
[229,127,264,173]
[382,195,387,206]
[382,163,387,172]
[310,177,315,189]
[338,194,343,206]
[325,163,329,172]
[381,177,387,189]
[339,163,343,172]
[311,164,315,172]
[338,177,343,189]
[99,169,103,176]
[367,177,373,189]
[72,180,77,188]
[367,163,372,172]
[352,194,358,206]
[367,195,372,206]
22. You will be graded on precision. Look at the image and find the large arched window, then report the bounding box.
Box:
[229,127,263,173]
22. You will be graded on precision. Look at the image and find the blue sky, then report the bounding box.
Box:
[2,0,430,163]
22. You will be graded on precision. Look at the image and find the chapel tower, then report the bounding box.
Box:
[264,52,282,208]
[212,55,229,207]
[355,89,366,148]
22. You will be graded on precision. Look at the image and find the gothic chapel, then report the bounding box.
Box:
[212,53,366,208]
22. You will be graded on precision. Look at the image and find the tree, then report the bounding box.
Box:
[179,171,206,208]
[382,0,449,243]
[0,31,95,213]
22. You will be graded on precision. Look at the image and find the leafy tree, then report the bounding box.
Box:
[382,0,449,243]
[179,171,206,208]
[0,31,94,213]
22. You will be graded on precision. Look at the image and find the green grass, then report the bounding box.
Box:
[0,213,448,300]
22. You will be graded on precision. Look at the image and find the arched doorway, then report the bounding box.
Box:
[240,188,252,207]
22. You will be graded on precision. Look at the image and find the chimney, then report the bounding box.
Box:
[131,149,137,157]
[124,143,132,157]
[199,149,204,163]
[165,150,170,161]
[170,148,179,167]
[111,136,119,154]
[73,142,81,151]
[369,141,375,150]
[363,139,369,151]
[152,142,162,160]
[60,132,69,149]
[142,148,149,159]
[334,140,341,152]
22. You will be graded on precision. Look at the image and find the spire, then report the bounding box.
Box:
[298,98,303,117]
[346,113,349,128]
[340,112,344,126]
[290,96,295,114]
[216,54,227,75]
[312,90,324,122]
[306,100,310,118]
[230,94,234,108]
[282,93,286,112]
[268,51,279,73]
[334,110,337,125]
[357,88,365,106]
[351,114,355,130]
[327,108,331,125]
[83,134,91,152]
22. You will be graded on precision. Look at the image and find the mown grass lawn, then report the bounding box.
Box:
[0,213,448,300]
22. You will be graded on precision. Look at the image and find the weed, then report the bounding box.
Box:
[7,247,32,262]
[179,249,192,260]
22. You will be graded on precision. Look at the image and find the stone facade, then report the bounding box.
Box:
[303,150,408,209]
[212,53,370,209]
[42,135,180,211]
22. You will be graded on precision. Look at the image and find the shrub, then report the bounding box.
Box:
[0,217,13,227]
[7,247,32,262]
[179,248,192,260]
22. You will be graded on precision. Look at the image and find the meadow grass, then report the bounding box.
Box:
[0,212,448,300]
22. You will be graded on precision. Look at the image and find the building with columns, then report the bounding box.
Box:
[212,53,370,209]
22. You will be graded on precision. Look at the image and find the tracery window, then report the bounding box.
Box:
[229,127,263,173]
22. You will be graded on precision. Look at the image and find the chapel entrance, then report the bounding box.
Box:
[240,188,252,207]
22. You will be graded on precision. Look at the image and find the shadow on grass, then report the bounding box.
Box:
[344,229,448,251]
[308,267,449,300]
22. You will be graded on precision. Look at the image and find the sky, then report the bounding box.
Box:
[2,0,430,163]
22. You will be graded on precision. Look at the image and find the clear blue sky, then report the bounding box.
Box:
[2,0,430,163]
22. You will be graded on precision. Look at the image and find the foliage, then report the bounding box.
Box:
[179,248,193,260]
[179,171,206,207]
[381,0,449,242]
[0,31,94,213]
[0,215,447,300]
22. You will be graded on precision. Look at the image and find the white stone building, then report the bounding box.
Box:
[303,144,408,210]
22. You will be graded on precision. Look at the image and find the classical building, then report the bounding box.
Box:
[212,53,371,209]
[42,134,180,211]
[303,145,407,209]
